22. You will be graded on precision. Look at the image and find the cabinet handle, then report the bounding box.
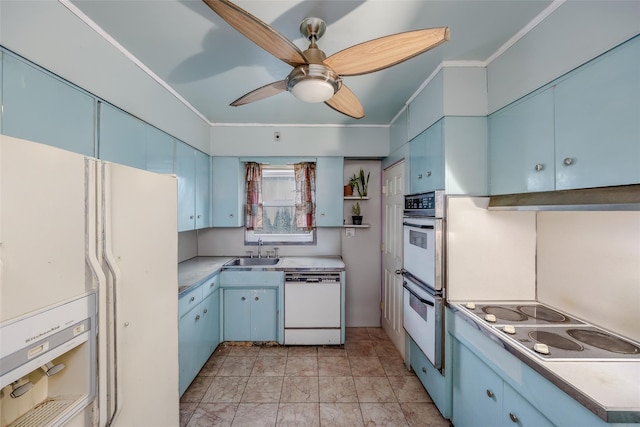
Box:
[425,171,432,177]
[210,283,214,288]
[421,367,427,373]
[241,296,246,301]
[417,173,423,179]
[229,214,234,217]
[534,163,544,172]
[486,389,494,398]
[509,412,518,423]
[255,296,259,301]
[563,157,574,166]
[190,215,194,219]
[190,296,195,302]
[197,214,201,219]
[195,314,200,321]
[203,309,208,314]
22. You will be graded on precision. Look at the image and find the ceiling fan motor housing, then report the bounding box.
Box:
[287,64,341,103]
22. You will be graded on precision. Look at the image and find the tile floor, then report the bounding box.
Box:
[180,327,451,426]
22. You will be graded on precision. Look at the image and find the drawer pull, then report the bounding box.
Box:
[509,412,518,423]
[255,296,259,301]
[421,367,426,373]
[241,296,246,301]
[190,296,195,302]
[203,309,208,314]
[486,389,494,398]
[195,314,200,321]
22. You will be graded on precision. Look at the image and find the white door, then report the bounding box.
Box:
[382,161,405,356]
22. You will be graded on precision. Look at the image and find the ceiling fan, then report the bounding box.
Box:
[203,0,449,119]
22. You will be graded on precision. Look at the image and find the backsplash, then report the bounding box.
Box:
[536,211,640,342]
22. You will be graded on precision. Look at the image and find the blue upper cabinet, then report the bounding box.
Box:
[488,88,555,195]
[2,54,95,156]
[316,157,344,227]
[211,157,244,227]
[146,126,175,175]
[99,103,146,169]
[176,141,197,232]
[409,130,427,194]
[195,150,211,229]
[410,121,443,195]
[554,36,640,190]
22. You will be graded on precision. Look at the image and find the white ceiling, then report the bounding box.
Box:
[68,0,554,126]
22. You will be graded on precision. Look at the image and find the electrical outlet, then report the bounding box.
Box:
[274,131,281,142]
[345,227,356,237]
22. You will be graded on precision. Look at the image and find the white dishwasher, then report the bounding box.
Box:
[284,272,342,345]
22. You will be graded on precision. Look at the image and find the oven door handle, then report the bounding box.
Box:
[403,222,434,229]
[403,282,435,306]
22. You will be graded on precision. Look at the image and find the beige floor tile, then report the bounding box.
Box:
[281,376,319,402]
[354,377,397,403]
[388,376,433,403]
[227,346,261,357]
[367,328,391,341]
[318,356,351,376]
[319,403,365,427]
[276,403,320,426]
[199,354,226,376]
[259,346,290,357]
[319,377,358,403]
[401,402,451,427]
[317,346,347,357]
[379,356,413,377]
[179,402,197,427]
[346,327,371,341]
[201,376,248,403]
[181,376,214,403]
[231,403,278,427]
[241,376,283,403]
[284,356,318,376]
[346,341,377,357]
[360,402,408,426]
[251,356,287,376]
[218,356,256,376]
[374,341,401,357]
[287,346,318,356]
[349,356,386,376]
[186,403,237,427]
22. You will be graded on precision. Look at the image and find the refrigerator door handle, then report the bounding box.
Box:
[101,163,124,426]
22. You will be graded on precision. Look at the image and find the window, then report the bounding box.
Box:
[245,165,316,244]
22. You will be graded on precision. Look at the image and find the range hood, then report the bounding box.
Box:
[488,185,640,211]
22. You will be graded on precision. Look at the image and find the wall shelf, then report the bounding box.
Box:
[344,196,370,200]
[343,224,370,228]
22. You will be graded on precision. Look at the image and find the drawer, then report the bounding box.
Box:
[179,285,203,317]
[220,270,284,287]
[201,274,220,298]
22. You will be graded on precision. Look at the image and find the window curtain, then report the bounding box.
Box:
[245,162,263,230]
[294,162,316,230]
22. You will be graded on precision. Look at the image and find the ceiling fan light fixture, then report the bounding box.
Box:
[287,64,340,103]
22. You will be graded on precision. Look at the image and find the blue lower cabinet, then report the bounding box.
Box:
[409,338,451,419]
[223,288,277,342]
[178,305,201,396]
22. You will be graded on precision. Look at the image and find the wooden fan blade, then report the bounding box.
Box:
[203,0,307,67]
[325,85,364,119]
[324,27,449,76]
[231,80,288,106]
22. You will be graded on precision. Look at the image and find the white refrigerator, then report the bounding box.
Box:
[0,135,179,426]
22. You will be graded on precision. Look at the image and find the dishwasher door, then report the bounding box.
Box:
[284,272,341,345]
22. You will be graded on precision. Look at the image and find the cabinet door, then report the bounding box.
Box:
[503,382,554,427]
[211,157,244,227]
[176,142,196,231]
[555,37,640,190]
[223,289,252,341]
[452,339,502,427]
[409,131,427,194]
[99,103,146,169]
[178,307,200,396]
[250,288,277,341]
[199,293,218,365]
[195,150,211,229]
[2,55,95,156]
[423,120,443,192]
[488,88,555,195]
[146,126,175,174]
[315,157,344,226]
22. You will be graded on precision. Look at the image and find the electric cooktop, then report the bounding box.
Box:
[456,302,640,361]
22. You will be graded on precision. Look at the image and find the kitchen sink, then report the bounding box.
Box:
[225,257,280,266]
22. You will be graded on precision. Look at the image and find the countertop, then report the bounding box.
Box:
[178,256,345,295]
[450,303,640,423]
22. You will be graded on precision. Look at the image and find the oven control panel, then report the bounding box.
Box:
[404,191,444,217]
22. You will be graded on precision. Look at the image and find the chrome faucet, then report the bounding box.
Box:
[257,238,263,258]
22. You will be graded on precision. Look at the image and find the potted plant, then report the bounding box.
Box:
[344,180,353,197]
[351,168,370,198]
[351,202,363,225]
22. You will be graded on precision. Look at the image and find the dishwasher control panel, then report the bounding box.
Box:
[285,272,341,283]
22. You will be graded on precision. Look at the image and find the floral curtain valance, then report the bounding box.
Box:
[245,162,263,230]
[294,162,316,231]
